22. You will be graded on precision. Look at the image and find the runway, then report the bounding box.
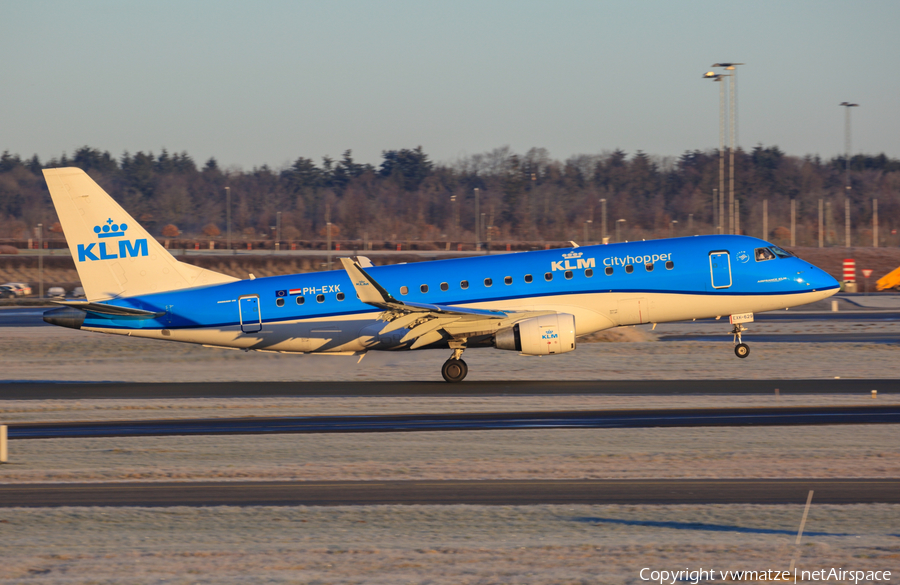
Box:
[1,479,897,507]
[7,405,899,439]
[1,379,898,399]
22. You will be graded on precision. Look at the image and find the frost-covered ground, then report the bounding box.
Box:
[2,322,898,583]
[2,319,900,382]
[1,504,897,584]
[1,424,897,483]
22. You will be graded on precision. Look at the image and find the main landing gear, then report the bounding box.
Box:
[441,346,468,383]
[732,323,750,359]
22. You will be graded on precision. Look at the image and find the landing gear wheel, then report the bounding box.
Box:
[442,358,468,383]
[734,343,750,359]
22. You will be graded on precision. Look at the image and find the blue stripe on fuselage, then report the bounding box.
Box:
[82,235,839,330]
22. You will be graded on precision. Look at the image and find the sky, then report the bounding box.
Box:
[2,0,898,170]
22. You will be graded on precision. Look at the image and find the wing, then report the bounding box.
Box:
[340,258,552,349]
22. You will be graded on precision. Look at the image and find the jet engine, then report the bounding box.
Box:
[494,313,576,355]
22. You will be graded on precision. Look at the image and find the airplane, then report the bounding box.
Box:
[42,167,840,382]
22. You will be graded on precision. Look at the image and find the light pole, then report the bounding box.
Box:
[839,102,859,195]
[275,211,282,251]
[615,219,626,243]
[599,198,607,242]
[481,212,486,254]
[584,220,592,244]
[703,71,729,234]
[474,188,480,251]
[840,102,859,248]
[709,62,744,234]
[790,199,796,247]
[225,186,231,251]
[670,220,678,236]
[818,199,823,248]
[450,194,458,239]
[712,188,720,234]
[37,223,43,298]
[326,203,332,270]
[845,198,851,248]
[873,199,878,248]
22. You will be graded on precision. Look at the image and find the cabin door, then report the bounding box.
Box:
[709,252,732,289]
[238,295,262,333]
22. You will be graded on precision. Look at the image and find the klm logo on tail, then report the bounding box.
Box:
[77,219,148,262]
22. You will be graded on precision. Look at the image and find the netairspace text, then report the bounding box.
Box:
[639,567,891,584]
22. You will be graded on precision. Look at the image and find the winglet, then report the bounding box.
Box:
[339,258,401,306]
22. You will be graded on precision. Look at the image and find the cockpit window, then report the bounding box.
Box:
[769,246,793,258]
[755,247,775,262]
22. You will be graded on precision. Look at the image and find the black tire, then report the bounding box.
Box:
[441,358,468,383]
[734,343,750,359]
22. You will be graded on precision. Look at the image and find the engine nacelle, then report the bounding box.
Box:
[494,313,576,355]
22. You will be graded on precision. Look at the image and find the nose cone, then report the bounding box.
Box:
[43,307,85,329]
[807,264,840,295]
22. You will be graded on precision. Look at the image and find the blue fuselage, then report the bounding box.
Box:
[76,235,838,352]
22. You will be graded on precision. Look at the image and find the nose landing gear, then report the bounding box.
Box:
[441,345,468,383]
[732,323,750,359]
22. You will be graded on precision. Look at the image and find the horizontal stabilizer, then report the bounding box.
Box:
[54,300,164,319]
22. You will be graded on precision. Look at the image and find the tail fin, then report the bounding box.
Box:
[43,167,237,301]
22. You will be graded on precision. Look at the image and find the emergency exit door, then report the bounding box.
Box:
[709,251,732,289]
[239,295,262,333]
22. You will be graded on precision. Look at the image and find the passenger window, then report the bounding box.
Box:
[504,276,512,285]
[625,265,634,274]
[564,270,573,279]
[605,267,613,276]
[645,263,654,272]
[420,284,429,293]
[316,294,325,303]
[276,298,285,307]
[665,260,674,270]
[524,274,533,283]
[296,296,305,305]
[460,280,469,290]
[544,272,553,281]
[440,282,449,291]
[484,278,493,287]
[400,286,409,295]
[755,247,775,261]
[336,292,345,301]
[585,268,593,277]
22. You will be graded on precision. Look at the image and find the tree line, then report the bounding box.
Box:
[1,144,898,247]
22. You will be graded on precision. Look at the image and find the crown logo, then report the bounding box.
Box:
[94,218,129,239]
[562,251,583,259]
